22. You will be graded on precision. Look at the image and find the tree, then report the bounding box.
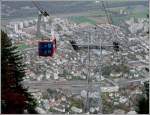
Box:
[1,31,37,114]
[135,81,149,114]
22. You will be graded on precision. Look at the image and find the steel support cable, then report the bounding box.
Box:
[101,0,129,45]
[98,33,103,113]
[101,1,112,24]
[93,25,114,114]
[22,45,143,59]
[32,1,43,12]
[137,36,149,47]
[72,27,138,62]
[115,40,148,56]
[135,37,149,50]
[101,0,120,53]
[101,1,148,83]
[85,32,91,113]
[119,45,148,62]
[105,0,113,24]
[103,2,149,53]
[94,25,112,42]
[127,35,149,50]
[100,0,148,68]
[119,40,148,56]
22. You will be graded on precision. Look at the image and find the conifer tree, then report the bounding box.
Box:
[1,31,37,114]
[136,81,149,114]
[136,14,149,114]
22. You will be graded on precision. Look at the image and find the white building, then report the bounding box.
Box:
[127,111,137,114]
[23,20,29,27]
[110,72,122,77]
[101,86,119,92]
[119,96,128,103]
[53,107,65,113]
[113,109,125,114]
[54,72,59,80]
[35,107,47,114]
[19,21,24,29]
[89,92,99,98]
[29,20,34,24]
[14,24,19,33]
[71,106,82,113]
[42,99,50,110]
[81,90,87,98]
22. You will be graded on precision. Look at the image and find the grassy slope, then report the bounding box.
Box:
[17,43,29,50]
[70,16,96,25]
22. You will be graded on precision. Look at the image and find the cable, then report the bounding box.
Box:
[32,1,43,12]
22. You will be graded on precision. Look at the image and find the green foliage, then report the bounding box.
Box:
[16,43,29,50]
[102,65,112,76]
[69,97,83,108]
[49,107,58,113]
[102,64,129,76]
[135,81,149,114]
[70,16,96,25]
[101,93,114,114]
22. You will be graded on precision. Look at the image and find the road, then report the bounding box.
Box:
[118,77,150,86]
[23,77,149,94]
[23,80,96,94]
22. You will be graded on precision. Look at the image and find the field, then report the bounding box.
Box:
[69,3,148,26]
[16,43,29,50]
[69,16,97,25]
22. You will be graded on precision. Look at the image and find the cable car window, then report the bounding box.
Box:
[38,42,53,56]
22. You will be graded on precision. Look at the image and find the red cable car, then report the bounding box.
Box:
[38,37,56,57]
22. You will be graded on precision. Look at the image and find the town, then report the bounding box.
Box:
[1,0,149,114]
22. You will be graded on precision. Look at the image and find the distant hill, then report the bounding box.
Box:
[1,1,148,20]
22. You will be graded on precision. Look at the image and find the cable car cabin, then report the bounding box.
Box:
[69,40,79,51]
[145,67,149,72]
[38,41,54,57]
[38,41,53,56]
[113,42,119,52]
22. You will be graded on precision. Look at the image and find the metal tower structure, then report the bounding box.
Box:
[32,1,49,37]
[21,1,149,114]
[70,28,114,113]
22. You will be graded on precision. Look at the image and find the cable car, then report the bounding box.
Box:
[38,41,53,56]
[113,42,119,52]
[69,40,79,51]
[38,36,56,57]
[33,1,57,57]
